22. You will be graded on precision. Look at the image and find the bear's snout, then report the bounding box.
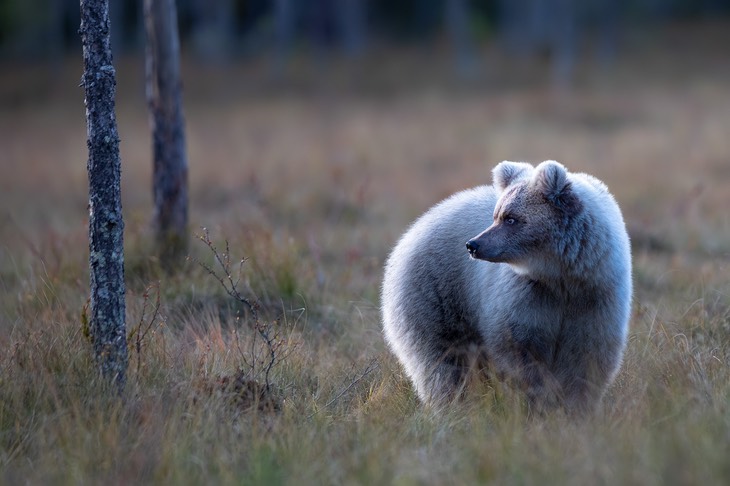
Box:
[466,239,479,258]
[466,229,502,262]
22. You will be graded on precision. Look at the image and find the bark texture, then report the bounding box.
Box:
[144,0,189,263]
[80,0,127,388]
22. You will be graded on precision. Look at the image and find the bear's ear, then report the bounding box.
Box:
[534,160,581,214]
[492,161,533,191]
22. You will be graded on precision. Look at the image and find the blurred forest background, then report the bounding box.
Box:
[2,0,730,77]
[2,1,730,484]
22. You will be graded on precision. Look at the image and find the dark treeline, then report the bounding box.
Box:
[2,0,729,62]
[1,0,728,88]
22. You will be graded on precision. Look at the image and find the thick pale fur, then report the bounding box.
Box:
[381,161,632,414]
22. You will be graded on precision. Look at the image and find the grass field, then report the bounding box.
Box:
[1,21,729,485]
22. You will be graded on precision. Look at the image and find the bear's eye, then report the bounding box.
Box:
[504,216,517,226]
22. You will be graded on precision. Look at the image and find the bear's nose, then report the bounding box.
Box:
[466,240,479,256]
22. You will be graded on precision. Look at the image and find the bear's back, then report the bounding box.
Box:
[382,185,498,355]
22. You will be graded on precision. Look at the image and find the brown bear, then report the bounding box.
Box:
[381,161,632,414]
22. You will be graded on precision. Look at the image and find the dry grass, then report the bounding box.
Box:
[1,21,730,485]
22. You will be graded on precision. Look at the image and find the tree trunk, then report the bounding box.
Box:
[337,0,367,57]
[550,0,576,91]
[144,0,189,264]
[274,0,295,72]
[445,0,477,77]
[80,0,128,389]
[189,0,235,61]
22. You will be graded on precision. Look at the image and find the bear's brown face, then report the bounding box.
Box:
[466,183,555,265]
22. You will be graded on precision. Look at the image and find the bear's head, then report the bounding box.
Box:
[466,160,583,276]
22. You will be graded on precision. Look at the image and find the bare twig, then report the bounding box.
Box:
[128,282,164,374]
[193,228,258,320]
[190,228,283,392]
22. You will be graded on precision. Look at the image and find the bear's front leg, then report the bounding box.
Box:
[489,324,565,413]
[404,331,488,407]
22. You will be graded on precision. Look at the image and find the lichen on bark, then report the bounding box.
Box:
[80,0,128,389]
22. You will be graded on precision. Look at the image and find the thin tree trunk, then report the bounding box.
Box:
[550,0,576,91]
[190,0,234,61]
[79,0,127,389]
[445,0,477,77]
[337,0,366,57]
[274,0,294,73]
[144,0,189,264]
